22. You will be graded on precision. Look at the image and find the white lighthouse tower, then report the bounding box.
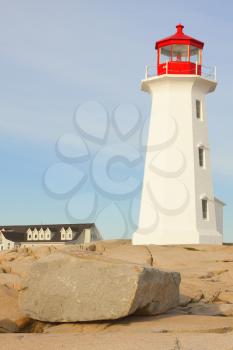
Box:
[133,24,225,245]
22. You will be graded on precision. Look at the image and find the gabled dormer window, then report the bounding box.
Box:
[33,228,39,240]
[45,228,51,240]
[60,227,66,240]
[39,228,45,240]
[27,228,33,241]
[66,227,73,240]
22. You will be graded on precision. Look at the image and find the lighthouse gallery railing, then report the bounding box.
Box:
[145,63,217,81]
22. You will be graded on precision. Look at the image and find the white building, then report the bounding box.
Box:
[133,24,225,245]
[0,223,102,251]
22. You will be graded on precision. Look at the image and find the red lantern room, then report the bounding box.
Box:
[155,24,204,76]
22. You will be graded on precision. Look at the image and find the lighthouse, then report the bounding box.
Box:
[133,24,225,245]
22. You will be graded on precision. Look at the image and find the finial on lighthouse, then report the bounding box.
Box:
[176,23,184,34]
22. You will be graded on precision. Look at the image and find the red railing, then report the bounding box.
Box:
[145,63,216,81]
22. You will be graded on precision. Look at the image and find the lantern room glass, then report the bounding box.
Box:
[172,45,188,62]
[159,45,201,64]
[190,46,201,64]
[160,45,172,63]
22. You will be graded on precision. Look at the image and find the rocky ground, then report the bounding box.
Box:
[1,240,233,349]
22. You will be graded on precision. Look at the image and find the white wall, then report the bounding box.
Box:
[133,74,222,245]
[214,198,225,236]
[84,228,91,244]
[1,234,15,250]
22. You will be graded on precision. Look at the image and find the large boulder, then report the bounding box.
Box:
[19,252,180,322]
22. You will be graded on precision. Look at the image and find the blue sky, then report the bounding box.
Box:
[0,1,232,241]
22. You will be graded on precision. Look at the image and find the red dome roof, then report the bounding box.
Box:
[155,24,204,50]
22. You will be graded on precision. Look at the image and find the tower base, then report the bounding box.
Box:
[132,230,223,245]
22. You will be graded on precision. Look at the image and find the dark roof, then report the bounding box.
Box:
[0,223,94,243]
[1,231,26,243]
[1,223,94,233]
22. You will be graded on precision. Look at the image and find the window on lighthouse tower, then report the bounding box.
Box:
[198,147,205,168]
[196,100,202,119]
[202,199,208,220]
